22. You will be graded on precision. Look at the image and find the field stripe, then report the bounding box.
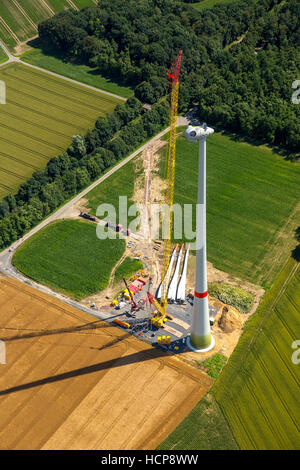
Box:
[11,0,38,30]
[0,181,14,191]
[0,110,75,140]
[0,151,39,170]
[0,166,25,180]
[0,17,20,44]
[0,136,55,160]
[0,121,65,151]
[41,0,55,15]
[4,66,119,110]
[66,0,79,11]
[5,98,87,132]
[4,81,102,122]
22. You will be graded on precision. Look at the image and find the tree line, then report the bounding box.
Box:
[37,0,299,152]
[0,97,169,250]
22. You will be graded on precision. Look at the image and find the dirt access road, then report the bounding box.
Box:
[0,276,212,450]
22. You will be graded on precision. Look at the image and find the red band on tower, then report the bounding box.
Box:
[194,290,208,299]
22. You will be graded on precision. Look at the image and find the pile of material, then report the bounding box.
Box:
[218,305,242,333]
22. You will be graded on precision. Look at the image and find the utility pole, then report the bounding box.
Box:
[184,123,215,352]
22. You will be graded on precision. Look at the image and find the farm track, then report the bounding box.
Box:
[40,0,55,16]
[0,120,65,151]
[0,135,53,160]
[0,17,20,45]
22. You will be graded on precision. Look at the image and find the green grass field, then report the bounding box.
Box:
[87,156,143,224]
[114,257,144,285]
[190,0,239,11]
[158,393,238,450]
[13,219,125,299]
[21,47,133,98]
[214,257,300,449]
[164,133,300,287]
[0,0,96,52]
[0,62,122,199]
[0,45,8,64]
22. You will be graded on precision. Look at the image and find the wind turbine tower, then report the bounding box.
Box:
[184,123,215,352]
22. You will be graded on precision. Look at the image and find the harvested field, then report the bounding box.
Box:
[0,62,122,198]
[0,276,212,450]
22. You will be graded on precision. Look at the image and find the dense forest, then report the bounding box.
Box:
[0,0,299,250]
[37,0,300,151]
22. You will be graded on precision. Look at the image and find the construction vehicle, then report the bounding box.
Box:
[121,273,138,310]
[148,292,174,328]
[80,212,96,222]
[113,318,130,329]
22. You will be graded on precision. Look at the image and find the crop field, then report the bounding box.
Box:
[12,219,126,300]
[114,257,144,285]
[0,62,122,199]
[163,133,300,287]
[158,393,238,450]
[0,0,97,52]
[0,45,8,64]
[0,276,212,450]
[214,257,300,449]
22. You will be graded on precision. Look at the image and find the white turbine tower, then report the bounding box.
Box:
[184,123,215,352]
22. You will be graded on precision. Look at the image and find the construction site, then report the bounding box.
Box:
[79,51,255,360]
[0,50,261,450]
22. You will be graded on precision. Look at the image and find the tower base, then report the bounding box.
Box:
[187,335,215,353]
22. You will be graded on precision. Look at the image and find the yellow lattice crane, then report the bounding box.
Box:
[149,51,182,328]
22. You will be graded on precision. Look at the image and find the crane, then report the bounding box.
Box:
[150,50,182,328]
[121,273,138,311]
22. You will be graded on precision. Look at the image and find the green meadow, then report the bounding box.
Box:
[114,257,144,285]
[164,133,300,287]
[87,156,143,225]
[21,47,133,99]
[191,0,237,12]
[13,219,125,300]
